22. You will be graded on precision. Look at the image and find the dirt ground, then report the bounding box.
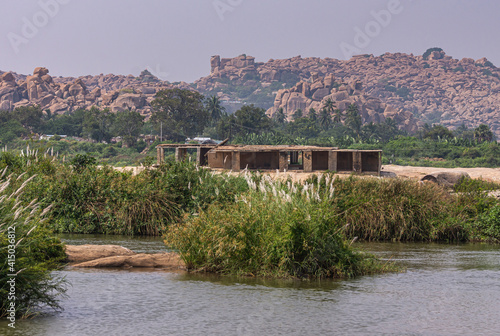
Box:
[382,165,500,183]
[115,165,500,183]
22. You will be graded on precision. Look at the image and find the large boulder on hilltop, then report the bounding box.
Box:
[33,67,49,76]
[0,72,15,83]
[110,93,146,112]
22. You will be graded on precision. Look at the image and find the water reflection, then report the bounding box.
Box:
[1,238,499,336]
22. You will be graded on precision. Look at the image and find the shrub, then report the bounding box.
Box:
[474,204,500,241]
[0,174,66,318]
[165,173,395,279]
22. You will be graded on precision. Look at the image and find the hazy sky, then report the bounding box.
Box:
[1,0,499,82]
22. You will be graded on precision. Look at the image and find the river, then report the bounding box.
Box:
[1,235,500,336]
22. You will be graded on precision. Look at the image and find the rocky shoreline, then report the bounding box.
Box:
[65,245,186,270]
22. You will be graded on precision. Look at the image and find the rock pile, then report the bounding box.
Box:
[267,74,418,132]
[0,67,181,116]
[196,51,500,137]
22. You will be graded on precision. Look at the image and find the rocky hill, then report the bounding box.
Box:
[1,49,500,137]
[195,51,500,137]
[267,74,418,132]
[0,68,186,116]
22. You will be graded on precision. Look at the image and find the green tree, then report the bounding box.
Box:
[218,105,271,139]
[308,108,317,122]
[82,107,115,143]
[292,109,303,121]
[112,110,145,147]
[151,88,208,140]
[273,107,286,124]
[12,106,44,133]
[423,124,454,140]
[345,104,362,136]
[318,108,332,130]
[205,95,226,125]
[474,124,494,143]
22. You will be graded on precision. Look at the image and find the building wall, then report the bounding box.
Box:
[240,152,279,169]
[208,152,232,169]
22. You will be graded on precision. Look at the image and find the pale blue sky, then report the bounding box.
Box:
[1,0,498,82]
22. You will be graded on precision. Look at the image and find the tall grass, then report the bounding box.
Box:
[165,173,395,279]
[0,171,66,318]
[1,150,248,236]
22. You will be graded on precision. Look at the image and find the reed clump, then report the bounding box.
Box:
[0,170,67,318]
[165,173,396,279]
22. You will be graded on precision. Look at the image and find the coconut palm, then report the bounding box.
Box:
[474,124,494,143]
[318,108,332,130]
[206,96,226,124]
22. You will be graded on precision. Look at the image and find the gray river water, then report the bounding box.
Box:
[1,235,500,336]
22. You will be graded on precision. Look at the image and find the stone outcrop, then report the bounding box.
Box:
[72,253,185,269]
[66,244,186,270]
[195,51,500,137]
[421,171,470,187]
[65,244,135,263]
[0,67,180,117]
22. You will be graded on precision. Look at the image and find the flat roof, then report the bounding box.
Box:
[209,145,338,152]
[156,144,217,148]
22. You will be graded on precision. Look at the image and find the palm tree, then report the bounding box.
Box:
[308,108,317,122]
[206,96,226,124]
[345,104,362,137]
[273,107,286,124]
[333,109,342,124]
[474,124,494,143]
[318,108,331,130]
[323,98,335,114]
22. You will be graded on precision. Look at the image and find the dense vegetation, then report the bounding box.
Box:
[1,88,498,168]
[0,170,66,318]
[0,147,499,284]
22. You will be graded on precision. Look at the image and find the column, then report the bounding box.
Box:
[328,151,337,172]
[279,152,289,172]
[303,151,313,172]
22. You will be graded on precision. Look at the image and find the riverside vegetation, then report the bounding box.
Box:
[1,149,500,317]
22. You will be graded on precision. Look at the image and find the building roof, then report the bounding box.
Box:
[209,145,338,152]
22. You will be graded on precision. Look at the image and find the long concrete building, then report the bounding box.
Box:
[156,144,382,175]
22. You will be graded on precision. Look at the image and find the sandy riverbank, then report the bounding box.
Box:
[113,165,500,183]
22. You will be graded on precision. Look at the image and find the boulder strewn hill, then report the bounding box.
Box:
[267,74,418,133]
[0,68,183,116]
[2,49,500,137]
[195,50,500,137]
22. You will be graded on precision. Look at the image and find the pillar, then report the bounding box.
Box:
[231,151,241,172]
[328,151,337,172]
[279,152,289,172]
[353,151,362,173]
[157,147,162,165]
[303,151,313,172]
[175,148,187,162]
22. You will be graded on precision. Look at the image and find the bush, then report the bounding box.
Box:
[474,204,500,241]
[165,173,395,279]
[0,174,66,318]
